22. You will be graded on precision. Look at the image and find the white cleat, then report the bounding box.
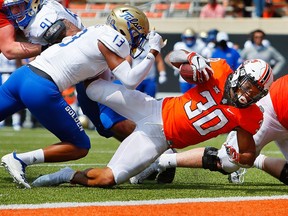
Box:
[1,152,30,189]
[32,167,75,187]
[228,168,247,184]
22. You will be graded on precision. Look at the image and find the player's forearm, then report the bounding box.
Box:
[238,151,256,168]
[113,53,155,90]
[1,41,42,60]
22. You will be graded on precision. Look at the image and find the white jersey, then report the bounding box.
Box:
[131,43,156,80]
[0,53,17,73]
[23,0,84,45]
[30,25,130,92]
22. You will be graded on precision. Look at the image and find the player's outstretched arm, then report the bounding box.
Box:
[0,25,42,59]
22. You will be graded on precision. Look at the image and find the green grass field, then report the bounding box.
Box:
[0,127,287,205]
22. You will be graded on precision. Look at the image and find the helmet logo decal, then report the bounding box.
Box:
[119,11,143,31]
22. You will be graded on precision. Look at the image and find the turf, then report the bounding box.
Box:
[0,127,287,205]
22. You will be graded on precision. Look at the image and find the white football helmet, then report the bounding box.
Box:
[3,0,42,29]
[226,59,273,108]
[106,5,149,58]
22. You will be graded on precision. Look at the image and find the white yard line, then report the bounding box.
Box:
[0,195,288,209]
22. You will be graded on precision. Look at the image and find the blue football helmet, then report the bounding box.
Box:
[3,0,42,29]
[181,28,196,48]
[206,28,219,43]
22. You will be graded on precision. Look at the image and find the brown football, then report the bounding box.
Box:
[179,63,195,84]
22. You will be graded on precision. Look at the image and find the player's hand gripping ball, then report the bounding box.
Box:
[183,52,214,84]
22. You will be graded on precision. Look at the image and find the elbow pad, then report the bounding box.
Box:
[43,19,66,44]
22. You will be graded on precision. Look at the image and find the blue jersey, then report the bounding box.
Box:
[211,47,242,71]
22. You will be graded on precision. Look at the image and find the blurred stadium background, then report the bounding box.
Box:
[66,0,288,93]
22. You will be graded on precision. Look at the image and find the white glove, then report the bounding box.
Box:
[158,71,167,84]
[148,30,166,53]
[174,69,179,76]
[187,52,214,83]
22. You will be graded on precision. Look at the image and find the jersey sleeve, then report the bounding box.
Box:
[98,26,130,59]
[237,105,263,135]
[25,9,58,45]
[0,12,11,28]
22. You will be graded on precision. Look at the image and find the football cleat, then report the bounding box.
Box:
[156,148,177,184]
[1,152,30,189]
[130,162,159,184]
[228,168,247,184]
[156,167,176,184]
[130,148,177,184]
[32,167,75,187]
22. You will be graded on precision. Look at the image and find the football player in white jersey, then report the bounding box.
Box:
[2,0,83,51]
[0,4,165,189]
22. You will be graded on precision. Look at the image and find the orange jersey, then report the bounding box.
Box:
[162,59,263,149]
[0,0,10,28]
[269,75,288,129]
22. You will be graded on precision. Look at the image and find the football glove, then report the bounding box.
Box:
[148,30,166,53]
[158,71,167,84]
[187,52,214,83]
[224,144,240,164]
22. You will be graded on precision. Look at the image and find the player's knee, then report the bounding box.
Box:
[78,148,89,158]
[111,120,136,140]
[279,163,288,185]
[202,146,228,175]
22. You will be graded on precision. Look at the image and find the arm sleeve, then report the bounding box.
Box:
[112,53,155,90]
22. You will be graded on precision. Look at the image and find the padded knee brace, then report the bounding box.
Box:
[202,146,228,175]
[279,163,288,185]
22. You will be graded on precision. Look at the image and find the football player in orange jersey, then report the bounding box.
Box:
[217,74,288,185]
[137,74,288,186]
[32,51,273,188]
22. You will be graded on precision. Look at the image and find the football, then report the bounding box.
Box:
[179,63,195,84]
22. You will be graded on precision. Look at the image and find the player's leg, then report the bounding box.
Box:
[256,139,288,185]
[76,82,113,138]
[86,79,157,123]
[98,102,135,142]
[33,124,168,187]
[1,73,22,131]
[24,79,90,162]
[0,67,33,188]
[2,67,90,188]
[33,96,167,187]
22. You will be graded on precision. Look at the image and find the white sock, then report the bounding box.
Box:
[253,154,267,170]
[16,149,45,165]
[158,153,177,169]
[12,113,21,125]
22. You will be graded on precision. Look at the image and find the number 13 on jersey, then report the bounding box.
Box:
[113,35,126,47]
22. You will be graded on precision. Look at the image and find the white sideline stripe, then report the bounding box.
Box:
[0,195,288,209]
[0,163,106,168]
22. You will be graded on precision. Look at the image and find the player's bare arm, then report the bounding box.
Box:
[231,127,256,167]
[0,24,41,59]
[98,40,126,70]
